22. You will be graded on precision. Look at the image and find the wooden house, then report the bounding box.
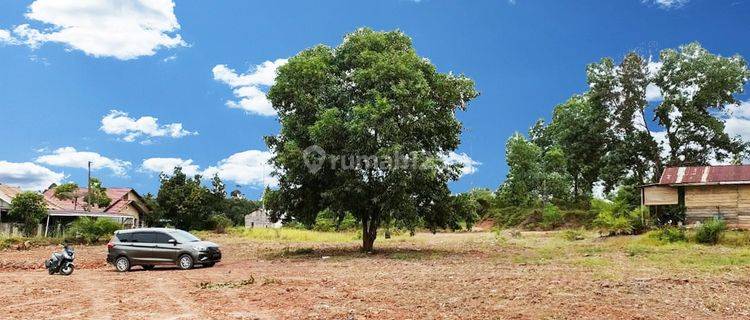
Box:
[642,165,750,228]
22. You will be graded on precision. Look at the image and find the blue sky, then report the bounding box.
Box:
[0,0,749,199]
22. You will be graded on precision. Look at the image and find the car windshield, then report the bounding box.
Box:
[168,230,201,243]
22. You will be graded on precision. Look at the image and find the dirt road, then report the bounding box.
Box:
[2,232,750,319]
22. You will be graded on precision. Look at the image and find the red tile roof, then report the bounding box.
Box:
[0,184,22,205]
[659,165,750,185]
[42,187,138,213]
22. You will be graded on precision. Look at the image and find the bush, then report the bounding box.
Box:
[695,218,726,244]
[540,204,563,230]
[653,226,687,243]
[209,214,233,233]
[594,211,633,235]
[313,218,336,232]
[67,217,122,243]
[561,229,585,241]
[591,198,647,236]
[337,212,358,231]
[493,206,533,228]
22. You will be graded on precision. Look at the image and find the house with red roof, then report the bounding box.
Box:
[42,187,152,233]
[642,165,750,228]
[0,184,23,222]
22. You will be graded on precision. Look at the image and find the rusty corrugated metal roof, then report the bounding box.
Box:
[659,165,750,185]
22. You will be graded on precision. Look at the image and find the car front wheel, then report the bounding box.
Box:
[115,256,131,272]
[178,254,193,270]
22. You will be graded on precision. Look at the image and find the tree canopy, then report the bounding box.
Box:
[152,167,259,230]
[264,28,478,251]
[8,191,48,235]
[498,42,749,210]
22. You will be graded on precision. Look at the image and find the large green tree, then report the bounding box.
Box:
[264,29,478,251]
[654,42,748,166]
[498,132,570,206]
[500,42,748,208]
[546,95,609,197]
[155,167,216,230]
[84,177,112,209]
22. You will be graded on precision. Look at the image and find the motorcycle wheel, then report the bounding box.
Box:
[60,265,74,276]
[47,268,55,275]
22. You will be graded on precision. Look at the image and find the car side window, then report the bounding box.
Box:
[155,232,174,244]
[131,232,155,243]
[116,233,131,242]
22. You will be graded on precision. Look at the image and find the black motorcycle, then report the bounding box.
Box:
[45,244,75,275]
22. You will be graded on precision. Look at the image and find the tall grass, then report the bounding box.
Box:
[228,227,361,243]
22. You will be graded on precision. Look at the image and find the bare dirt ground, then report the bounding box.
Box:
[2,231,750,319]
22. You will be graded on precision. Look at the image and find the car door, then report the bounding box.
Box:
[153,232,181,263]
[129,232,157,263]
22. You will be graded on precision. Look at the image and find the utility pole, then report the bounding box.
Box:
[86,161,92,212]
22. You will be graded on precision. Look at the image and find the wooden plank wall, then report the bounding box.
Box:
[643,186,679,205]
[685,185,750,229]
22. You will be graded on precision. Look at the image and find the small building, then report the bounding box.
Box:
[42,187,152,230]
[0,184,22,222]
[244,209,281,228]
[642,165,750,228]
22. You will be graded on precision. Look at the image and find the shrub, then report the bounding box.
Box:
[313,219,335,232]
[540,204,563,230]
[591,198,647,236]
[67,217,122,243]
[594,211,633,235]
[695,218,727,244]
[561,229,585,241]
[493,206,534,228]
[209,214,233,233]
[653,226,687,243]
[337,212,358,231]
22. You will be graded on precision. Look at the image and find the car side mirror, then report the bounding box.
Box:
[168,239,177,245]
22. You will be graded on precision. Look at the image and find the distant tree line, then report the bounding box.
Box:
[490,42,749,232]
[146,167,261,231]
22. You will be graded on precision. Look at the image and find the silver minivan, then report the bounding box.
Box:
[106,228,221,272]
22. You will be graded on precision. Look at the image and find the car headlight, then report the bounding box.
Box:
[193,245,207,251]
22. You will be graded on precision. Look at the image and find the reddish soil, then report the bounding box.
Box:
[1,233,750,319]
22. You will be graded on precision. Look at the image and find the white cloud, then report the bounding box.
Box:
[645,61,663,102]
[0,29,19,45]
[212,59,288,116]
[141,150,277,188]
[2,0,186,60]
[441,151,481,177]
[645,83,663,102]
[203,150,277,187]
[644,0,689,9]
[35,147,131,176]
[0,161,64,191]
[141,157,201,176]
[100,110,196,144]
[725,100,750,142]
[651,130,671,159]
[726,100,750,119]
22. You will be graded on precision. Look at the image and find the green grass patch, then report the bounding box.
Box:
[227,227,360,243]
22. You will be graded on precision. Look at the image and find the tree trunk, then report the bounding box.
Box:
[361,213,379,252]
